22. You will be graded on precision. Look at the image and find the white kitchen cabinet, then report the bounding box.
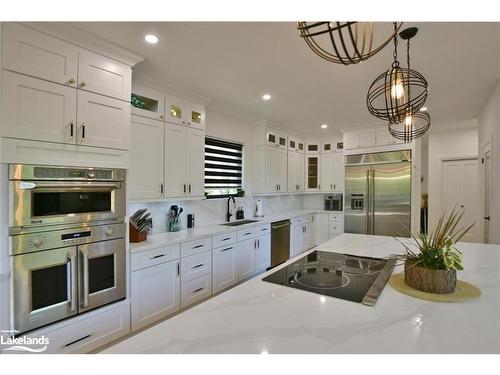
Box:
[263,146,287,193]
[180,273,212,309]
[287,151,305,192]
[164,124,205,198]
[306,155,321,191]
[288,137,304,153]
[77,49,131,101]
[306,142,320,154]
[334,152,345,191]
[212,244,238,294]
[254,233,271,273]
[291,223,302,258]
[2,23,79,87]
[375,129,403,146]
[312,213,329,246]
[129,116,164,199]
[291,216,312,257]
[131,259,180,331]
[131,83,165,121]
[165,94,206,130]
[77,90,130,150]
[1,71,77,143]
[302,221,312,251]
[186,127,205,197]
[237,239,256,281]
[321,153,335,192]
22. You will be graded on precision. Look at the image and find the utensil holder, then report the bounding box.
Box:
[129,222,147,243]
[168,216,181,232]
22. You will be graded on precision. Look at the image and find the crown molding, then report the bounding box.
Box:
[22,22,145,67]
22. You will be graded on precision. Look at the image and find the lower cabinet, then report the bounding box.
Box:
[291,216,312,257]
[312,213,329,246]
[255,234,271,273]
[212,244,238,294]
[131,259,181,331]
[237,238,256,281]
[180,273,212,309]
[180,250,212,308]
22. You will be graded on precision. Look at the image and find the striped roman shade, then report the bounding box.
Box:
[204,137,243,198]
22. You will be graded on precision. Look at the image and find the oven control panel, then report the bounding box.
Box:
[9,222,125,256]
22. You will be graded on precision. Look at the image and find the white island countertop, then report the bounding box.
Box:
[104,234,500,354]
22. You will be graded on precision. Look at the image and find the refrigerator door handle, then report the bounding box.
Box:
[366,169,370,234]
[371,169,376,234]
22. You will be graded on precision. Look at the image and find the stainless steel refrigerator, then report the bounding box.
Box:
[345,150,411,237]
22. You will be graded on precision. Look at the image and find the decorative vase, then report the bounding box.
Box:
[404,260,457,294]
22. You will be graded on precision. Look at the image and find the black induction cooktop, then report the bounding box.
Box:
[262,251,396,306]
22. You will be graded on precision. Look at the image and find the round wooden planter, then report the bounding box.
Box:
[404,260,457,294]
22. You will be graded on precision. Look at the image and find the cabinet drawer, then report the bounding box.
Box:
[24,302,130,354]
[254,224,270,235]
[181,237,212,257]
[131,244,180,271]
[181,274,212,309]
[181,251,212,282]
[329,221,343,234]
[212,231,237,248]
[329,214,343,222]
[237,227,256,240]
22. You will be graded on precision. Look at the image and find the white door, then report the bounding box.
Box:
[312,214,329,246]
[164,123,188,197]
[483,148,492,243]
[77,90,130,150]
[131,83,166,121]
[276,148,288,192]
[2,23,78,86]
[131,260,180,331]
[186,102,206,130]
[288,152,304,192]
[165,94,185,126]
[333,152,345,191]
[302,222,312,251]
[212,245,238,293]
[186,128,205,197]
[358,132,376,148]
[237,239,255,282]
[255,234,271,273]
[442,158,479,242]
[321,153,335,191]
[290,223,302,257]
[1,71,77,143]
[129,116,164,199]
[265,147,279,193]
[77,49,131,101]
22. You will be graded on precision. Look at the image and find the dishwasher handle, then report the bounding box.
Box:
[271,222,291,230]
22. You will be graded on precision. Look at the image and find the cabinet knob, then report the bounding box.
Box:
[68,78,75,84]
[160,115,164,119]
[80,81,87,87]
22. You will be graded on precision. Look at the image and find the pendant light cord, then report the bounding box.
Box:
[392,22,399,68]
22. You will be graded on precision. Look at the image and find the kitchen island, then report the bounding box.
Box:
[103,234,500,354]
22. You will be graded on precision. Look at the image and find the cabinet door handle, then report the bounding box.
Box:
[193,244,204,249]
[189,184,191,193]
[81,123,86,140]
[160,183,164,195]
[254,240,257,249]
[69,122,74,138]
[221,237,231,241]
[334,184,336,189]
[258,239,260,248]
[193,287,204,294]
[220,247,233,252]
[64,334,91,348]
[243,232,251,236]
[151,254,166,259]
[183,184,186,193]
[192,264,204,269]
[177,262,180,276]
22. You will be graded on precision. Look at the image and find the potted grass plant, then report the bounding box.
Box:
[395,207,474,294]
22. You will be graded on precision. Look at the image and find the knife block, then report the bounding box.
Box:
[129,222,147,243]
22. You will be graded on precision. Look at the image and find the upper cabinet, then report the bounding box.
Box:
[77,49,131,101]
[306,155,320,191]
[131,83,165,121]
[288,137,304,153]
[2,23,78,87]
[344,129,405,150]
[306,142,320,154]
[165,94,206,130]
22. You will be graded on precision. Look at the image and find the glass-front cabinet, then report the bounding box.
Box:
[165,94,206,130]
[131,83,165,121]
[306,155,320,191]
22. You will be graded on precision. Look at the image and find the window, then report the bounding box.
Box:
[204,137,243,199]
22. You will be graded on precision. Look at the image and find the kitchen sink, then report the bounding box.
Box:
[221,219,259,226]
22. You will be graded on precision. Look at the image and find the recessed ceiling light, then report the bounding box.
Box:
[420,107,428,112]
[321,124,328,129]
[144,34,159,44]
[262,94,271,101]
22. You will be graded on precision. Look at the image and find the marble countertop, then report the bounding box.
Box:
[130,209,336,254]
[105,233,500,353]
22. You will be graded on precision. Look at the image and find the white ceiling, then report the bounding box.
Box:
[74,22,500,135]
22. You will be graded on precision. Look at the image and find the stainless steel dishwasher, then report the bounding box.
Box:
[271,219,291,268]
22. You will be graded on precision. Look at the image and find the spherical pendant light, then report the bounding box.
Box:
[366,26,429,124]
[388,109,431,143]
[297,22,403,65]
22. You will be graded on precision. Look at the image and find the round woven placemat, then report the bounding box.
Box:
[389,272,481,302]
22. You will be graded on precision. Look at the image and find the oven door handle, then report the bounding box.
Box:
[19,182,122,190]
[67,252,77,312]
[80,250,90,308]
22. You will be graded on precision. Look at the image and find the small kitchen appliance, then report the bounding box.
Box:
[324,193,343,211]
[255,200,264,218]
[262,251,396,306]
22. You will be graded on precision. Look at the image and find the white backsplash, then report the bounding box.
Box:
[128,194,322,234]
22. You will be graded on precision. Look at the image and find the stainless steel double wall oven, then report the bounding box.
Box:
[8,164,127,335]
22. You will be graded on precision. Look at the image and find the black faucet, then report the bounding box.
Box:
[226,196,236,222]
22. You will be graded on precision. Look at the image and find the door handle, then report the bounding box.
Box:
[80,250,89,308]
[67,253,77,312]
[371,169,375,234]
[183,184,187,193]
[484,216,491,220]
[80,123,86,142]
[160,183,164,195]
[69,122,74,139]
[189,184,192,193]
[366,170,370,234]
